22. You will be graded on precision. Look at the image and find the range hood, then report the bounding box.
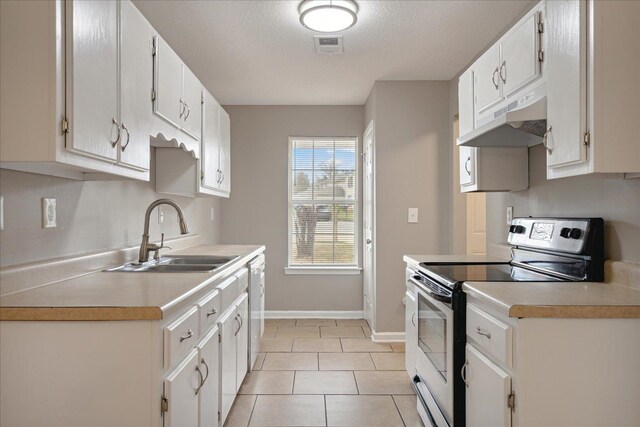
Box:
[458,84,547,147]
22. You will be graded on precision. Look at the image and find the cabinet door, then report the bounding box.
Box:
[458,69,474,136]
[465,344,511,427]
[236,293,249,390]
[501,13,540,98]
[218,309,237,425]
[119,0,152,171]
[260,269,265,337]
[197,326,219,427]
[473,44,502,114]
[67,0,118,162]
[459,146,475,187]
[405,288,417,378]
[154,38,183,129]
[182,65,202,140]
[164,349,200,427]
[546,0,587,169]
[201,91,221,190]
[218,107,231,194]
[250,263,262,369]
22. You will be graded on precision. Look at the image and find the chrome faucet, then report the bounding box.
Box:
[138,199,190,263]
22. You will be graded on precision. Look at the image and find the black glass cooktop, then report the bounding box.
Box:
[420,263,565,283]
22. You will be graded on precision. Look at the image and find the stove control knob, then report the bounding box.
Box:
[569,228,582,239]
[509,225,517,233]
[514,225,526,234]
[560,227,572,238]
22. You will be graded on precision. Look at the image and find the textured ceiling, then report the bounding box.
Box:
[133,0,532,105]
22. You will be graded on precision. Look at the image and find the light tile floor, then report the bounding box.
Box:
[225,318,425,427]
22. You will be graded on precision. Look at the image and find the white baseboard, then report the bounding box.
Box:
[265,310,364,319]
[371,331,405,343]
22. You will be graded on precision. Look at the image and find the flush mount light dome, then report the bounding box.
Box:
[299,0,358,33]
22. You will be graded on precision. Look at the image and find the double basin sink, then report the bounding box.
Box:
[105,255,239,273]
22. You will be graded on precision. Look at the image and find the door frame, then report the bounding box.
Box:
[362,120,376,331]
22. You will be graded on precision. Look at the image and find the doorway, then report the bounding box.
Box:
[362,121,376,330]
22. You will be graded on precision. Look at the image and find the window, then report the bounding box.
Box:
[288,137,358,271]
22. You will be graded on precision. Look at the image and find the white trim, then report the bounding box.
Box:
[265,310,364,319]
[371,331,405,343]
[284,267,361,275]
[362,120,376,332]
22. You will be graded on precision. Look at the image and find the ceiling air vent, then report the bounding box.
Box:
[314,35,343,55]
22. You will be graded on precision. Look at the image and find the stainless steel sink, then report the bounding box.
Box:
[105,255,239,273]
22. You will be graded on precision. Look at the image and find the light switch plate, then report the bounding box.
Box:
[42,198,56,228]
[506,206,513,225]
[408,208,419,223]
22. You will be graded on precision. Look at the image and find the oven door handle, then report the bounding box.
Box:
[412,375,450,427]
[409,276,452,304]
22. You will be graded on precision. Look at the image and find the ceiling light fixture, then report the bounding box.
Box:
[299,0,358,33]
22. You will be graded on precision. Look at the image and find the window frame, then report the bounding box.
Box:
[286,136,360,274]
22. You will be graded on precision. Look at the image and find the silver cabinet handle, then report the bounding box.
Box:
[492,67,500,89]
[475,326,491,339]
[179,99,185,118]
[179,329,193,342]
[200,358,209,386]
[499,60,507,84]
[217,170,222,184]
[411,312,416,327]
[194,364,204,395]
[220,171,225,184]
[543,126,553,154]
[206,307,218,317]
[109,118,121,148]
[464,157,471,175]
[461,362,469,388]
[120,123,130,151]
[259,284,265,297]
[234,314,241,336]
[184,104,190,120]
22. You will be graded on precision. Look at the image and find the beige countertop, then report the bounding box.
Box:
[0,244,265,321]
[464,280,640,318]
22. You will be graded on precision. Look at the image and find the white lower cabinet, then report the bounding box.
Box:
[465,344,512,427]
[219,292,249,426]
[197,326,220,427]
[405,286,417,378]
[164,349,201,427]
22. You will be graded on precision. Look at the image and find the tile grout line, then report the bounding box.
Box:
[245,394,259,427]
[292,370,296,395]
[324,394,328,427]
[391,394,409,427]
[352,370,360,395]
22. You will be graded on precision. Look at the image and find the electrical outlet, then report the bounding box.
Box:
[158,207,164,224]
[42,198,57,228]
[408,208,419,223]
[210,207,215,222]
[506,206,514,225]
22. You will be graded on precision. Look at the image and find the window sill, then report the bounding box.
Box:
[284,267,362,275]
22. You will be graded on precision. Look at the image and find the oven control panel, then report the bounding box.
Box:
[507,218,599,254]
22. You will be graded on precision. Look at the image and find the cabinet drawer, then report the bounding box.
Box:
[218,275,239,311]
[164,306,199,369]
[466,304,512,367]
[198,289,221,334]
[236,267,249,292]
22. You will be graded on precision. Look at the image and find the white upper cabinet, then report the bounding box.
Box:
[0,0,151,180]
[154,38,184,129]
[473,44,502,115]
[66,0,119,162]
[501,13,540,98]
[182,66,203,139]
[458,69,474,137]
[153,37,202,142]
[459,146,475,187]
[119,0,154,171]
[201,91,222,191]
[545,0,640,178]
[219,108,232,194]
[459,147,528,193]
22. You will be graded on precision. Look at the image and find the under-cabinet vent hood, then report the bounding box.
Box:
[458,84,546,147]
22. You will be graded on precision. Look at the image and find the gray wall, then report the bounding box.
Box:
[486,145,640,262]
[0,151,222,268]
[219,106,364,312]
[365,81,452,333]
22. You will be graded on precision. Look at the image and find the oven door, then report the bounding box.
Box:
[411,276,454,427]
